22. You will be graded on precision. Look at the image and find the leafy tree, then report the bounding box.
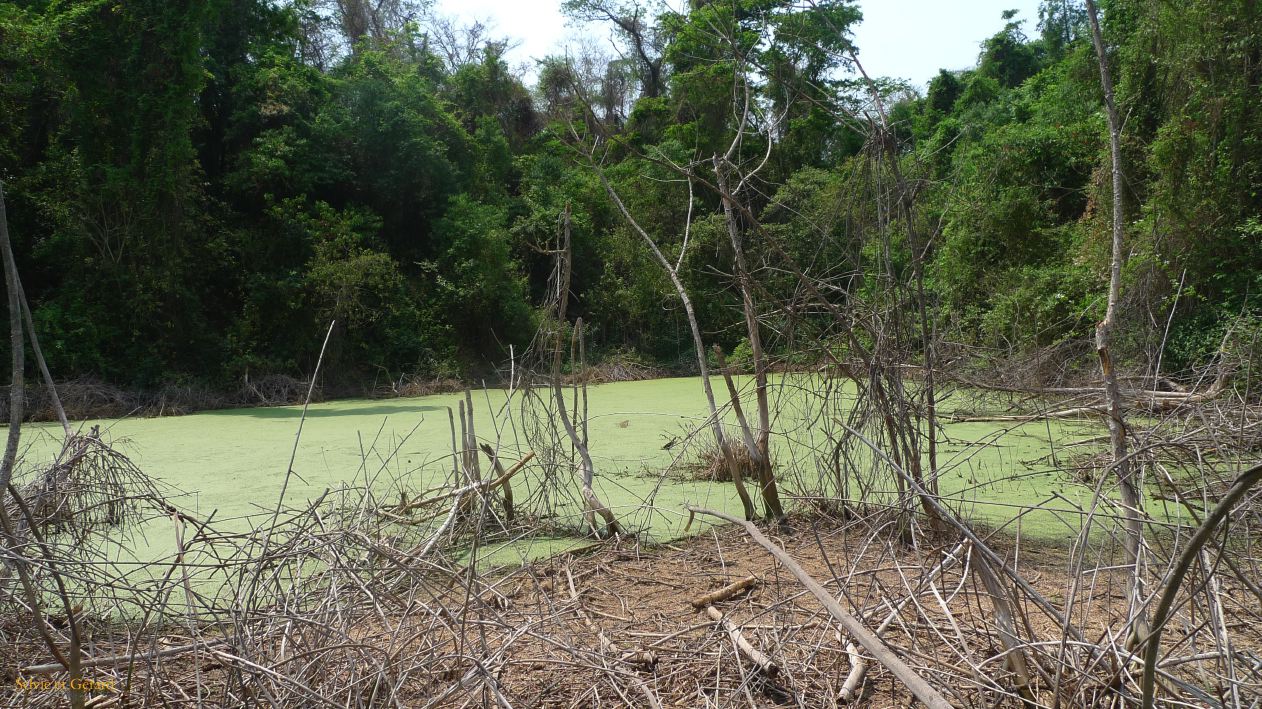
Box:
[0,0,1257,397]
[562,0,667,100]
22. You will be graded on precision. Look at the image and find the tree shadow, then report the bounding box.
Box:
[207,404,446,419]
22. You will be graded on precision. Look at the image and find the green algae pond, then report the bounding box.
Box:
[7,375,1124,569]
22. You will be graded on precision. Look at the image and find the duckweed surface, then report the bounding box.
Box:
[8,376,1112,568]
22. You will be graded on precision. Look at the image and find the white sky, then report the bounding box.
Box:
[431,0,1045,89]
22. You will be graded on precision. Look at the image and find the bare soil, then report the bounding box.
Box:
[360,515,1127,707]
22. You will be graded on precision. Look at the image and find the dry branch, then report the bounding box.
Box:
[22,640,230,675]
[596,167,756,521]
[972,553,1036,706]
[690,575,757,608]
[390,452,534,515]
[685,505,954,709]
[839,540,971,702]
[1141,461,1262,708]
[705,605,778,676]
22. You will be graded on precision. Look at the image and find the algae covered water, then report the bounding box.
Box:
[7,375,1108,566]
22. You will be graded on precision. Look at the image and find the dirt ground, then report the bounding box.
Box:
[379,513,1123,708]
[9,510,1258,707]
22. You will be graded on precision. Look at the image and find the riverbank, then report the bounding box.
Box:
[6,511,1138,708]
[1,356,673,423]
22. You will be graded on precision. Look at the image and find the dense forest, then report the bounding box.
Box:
[0,0,1258,394]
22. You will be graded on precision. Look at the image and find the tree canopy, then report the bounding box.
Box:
[0,0,1257,393]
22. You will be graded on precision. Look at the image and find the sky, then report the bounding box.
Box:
[431,0,1045,90]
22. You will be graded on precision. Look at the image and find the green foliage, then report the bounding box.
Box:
[978,10,1041,88]
[429,195,534,358]
[1,0,1259,394]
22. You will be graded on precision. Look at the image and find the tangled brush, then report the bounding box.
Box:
[7,427,160,542]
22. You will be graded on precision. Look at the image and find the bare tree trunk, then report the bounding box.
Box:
[577,318,589,448]
[0,186,85,709]
[0,182,24,494]
[713,159,784,520]
[1086,0,1147,639]
[463,389,482,483]
[447,406,461,483]
[552,205,619,537]
[713,346,761,458]
[456,400,473,518]
[596,172,756,520]
[18,285,69,437]
[479,443,514,522]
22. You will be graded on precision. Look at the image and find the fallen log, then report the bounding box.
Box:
[972,552,1036,706]
[22,639,229,675]
[949,406,1104,423]
[948,370,1228,408]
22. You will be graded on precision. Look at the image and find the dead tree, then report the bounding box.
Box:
[551,205,620,537]
[0,183,92,709]
[845,47,943,524]
[1086,0,1147,641]
[1,182,23,491]
[702,71,787,521]
[562,0,665,99]
[596,169,757,520]
[713,157,784,520]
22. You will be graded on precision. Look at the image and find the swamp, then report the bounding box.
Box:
[2,0,1262,707]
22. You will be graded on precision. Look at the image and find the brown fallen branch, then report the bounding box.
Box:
[705,604,778,676]
[389,452,534,515]
[685,506,954,709]
[972,552,1037,707]
[1064,434,1112,448]
[839,540,970,703]
[947,369,1228,407]
[949,407,1104,423]
[690,575,758,609]
[22,639,229,675]
[564,565,657,669]
[836,421,1091,649]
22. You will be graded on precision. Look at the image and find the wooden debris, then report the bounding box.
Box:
[705,605,778,676]
[690,575,757,609]
[687,505,955,709]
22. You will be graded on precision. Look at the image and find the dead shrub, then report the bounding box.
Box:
[685,436,759,482]
[239,373,314,406]
[387,375,465,398]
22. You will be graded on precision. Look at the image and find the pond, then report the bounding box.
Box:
[8,375,1112,569]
